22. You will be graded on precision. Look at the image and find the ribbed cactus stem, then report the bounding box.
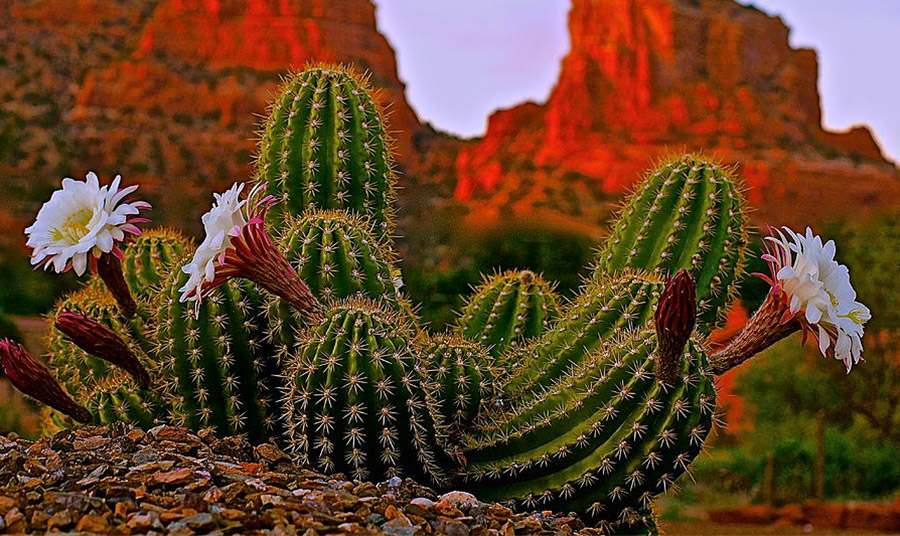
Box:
[0,339,91,423]
[709,289,801,375]
[256,66,397,235]
[55,311,150,389]
[96,252,137,318]
[654,270,696,385]
[593,155,748,330]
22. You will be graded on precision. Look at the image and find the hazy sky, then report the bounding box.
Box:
[372,0,900,162]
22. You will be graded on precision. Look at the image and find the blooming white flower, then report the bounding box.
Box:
[763,226,870,371]
[25,172,150,276]
[179,182,250,302]
[178,181,320,315]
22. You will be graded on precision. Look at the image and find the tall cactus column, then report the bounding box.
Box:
[256,66,397,236]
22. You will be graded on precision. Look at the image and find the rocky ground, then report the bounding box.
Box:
[0,423,595,535]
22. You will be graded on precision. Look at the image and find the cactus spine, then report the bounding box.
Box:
[593,155,748,329]
[417,333,499,429]
[256,66,397,236]
[283,299,449,485]
[456,270,560,358]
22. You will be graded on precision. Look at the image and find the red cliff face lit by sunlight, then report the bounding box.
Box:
[449,0,899,230]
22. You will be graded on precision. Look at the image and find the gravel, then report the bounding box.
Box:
[0,423,596,535]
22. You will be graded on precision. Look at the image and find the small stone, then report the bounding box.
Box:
[433,520,471,536]
[47,509,74,529]
[0,497,16,515]
[183,512,216,530]
[439,491,480,507]
[73,436,111,451]
[152,467,194,485]
[126,510,164,531]
[386,476,403,487]
[75,514,109,533]
[255,443,288,462]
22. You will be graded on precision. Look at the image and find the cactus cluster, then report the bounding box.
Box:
[5,64,796,535]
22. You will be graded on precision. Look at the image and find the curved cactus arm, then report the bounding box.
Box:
[593,154,749,331]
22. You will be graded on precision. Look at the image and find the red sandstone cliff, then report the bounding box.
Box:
[450,0,899,230]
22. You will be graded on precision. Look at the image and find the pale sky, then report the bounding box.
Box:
[372,0,900,163]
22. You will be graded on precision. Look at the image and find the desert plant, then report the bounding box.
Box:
[416,332,500,429]
[255,66,397,236]
[282,298,451,484]
[455,270,560,358]
[592,155,749,330]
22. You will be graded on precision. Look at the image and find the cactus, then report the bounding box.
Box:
[593,154,748,330]
[121,228,192,301]
[283,298,450,485]
[255,66,397,236]
[150,265,282,444]
[87,374,161,429]
[417,333,499,429]
[459,330,714,527]
[456,270,560,358]
[265,209,413,360]
[505,270,664,399]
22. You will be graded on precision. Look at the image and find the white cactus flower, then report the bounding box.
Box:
[25,172,149,276]
[763,226,870,371]
[179,182,251,302]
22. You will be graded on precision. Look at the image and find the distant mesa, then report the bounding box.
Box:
[0,0,897,247]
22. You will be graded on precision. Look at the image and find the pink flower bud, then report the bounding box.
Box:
[55,311,150,389]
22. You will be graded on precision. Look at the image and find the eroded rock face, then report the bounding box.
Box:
[450,0,899,229]
[0,0,423,240]
[0,0,897,245]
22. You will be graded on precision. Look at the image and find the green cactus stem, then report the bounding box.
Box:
[417,333,499,429]
[151,265,281,444]
[121,228,191,301]
[593,154,748,330]
[88,374,161,429]
[265,209,413,361]
[458,274,714,527]
[456,270,560,358]
[283,298,449,485]
[505,270,664,399]
[255,66,397,236]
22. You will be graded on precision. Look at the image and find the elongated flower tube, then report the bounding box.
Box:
[25,172,150,316]
[710,227,870,374]
[655,269,697,384]
[0,339,91,423]
[55,311,150,389]
[179,182,320,316]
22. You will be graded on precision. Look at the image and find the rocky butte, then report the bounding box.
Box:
[0,0,897,242]
[447,0,900,233]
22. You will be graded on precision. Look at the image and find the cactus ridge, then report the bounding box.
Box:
[456,269,560,359]
[416,333,500,429]
[264,209,413,361]
[504,270,664,398]
[255,65,397,236]
[282,298,450,485]
[151,258,282,444]
[88,373,161,429]
[459,329,715,525]
[592,154,748,330]
[122,228,193,301]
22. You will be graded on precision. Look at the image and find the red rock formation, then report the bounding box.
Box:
[450,0,900,229]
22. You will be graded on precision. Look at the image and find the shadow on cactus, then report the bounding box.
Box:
[0,63,872,533]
